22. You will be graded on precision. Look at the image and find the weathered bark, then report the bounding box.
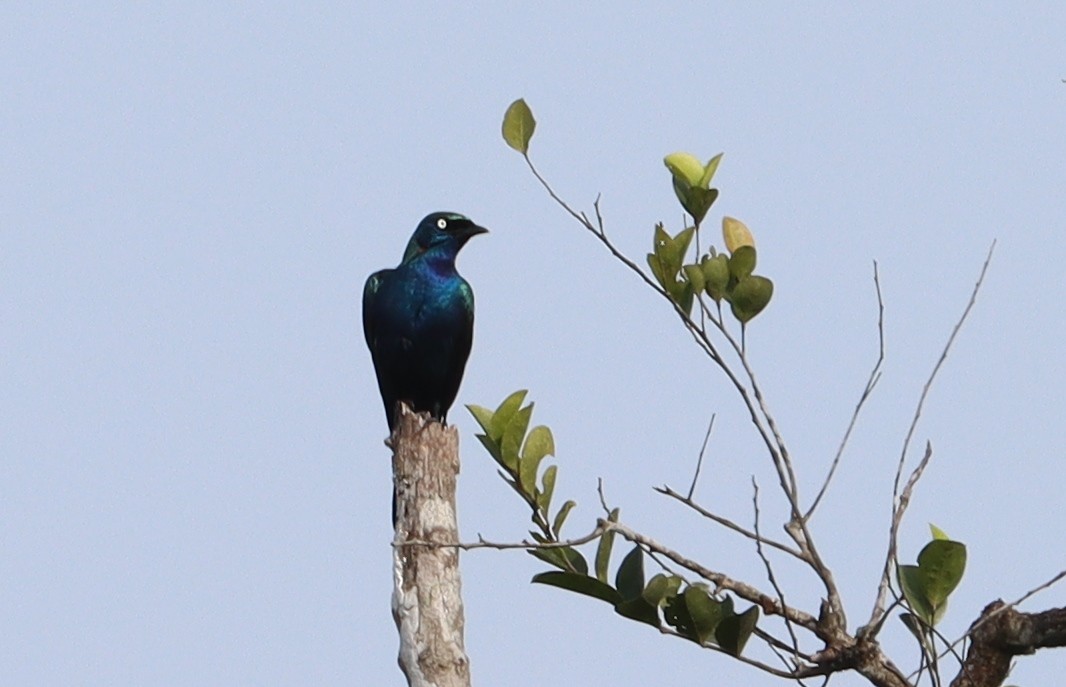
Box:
[390,405,470,687]
[950,601,1066,687]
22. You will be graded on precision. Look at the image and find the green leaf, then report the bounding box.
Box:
[649,225,697,314]
[698,152,724,188]
[552,500,576,537]
[533,570,620,604]
[900,538,967,626]
[530,545,588,574]
[642,574,683,607]
[475,433,503,466]
[729,275,774,323]
[899,564,936,623]
[727,245,757,280]
[673,180,718,225]
[466,404,495,434]
[615,546,645,601]
[502,98,536,154]
[664,592,697,641]
[652,222,672,254]
[917,539,966,608]
[490,390,528,442]
[522,425,555,464]
[614,597,661,628]
[929,523,950,541]
[668,280,694,316]
[702,254,730,302]
[664,226,696,273]
[682,263,705,294]
[537,464,557,515]
[685,586,730,644]
[899,612,935,653]
[646,253,667,289]
[595,508,620,583]
[501,403,534,477]
[519,425,555,494]
[716,605,759,656]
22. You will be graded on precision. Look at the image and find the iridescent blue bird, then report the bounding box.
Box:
[363,212,488,432]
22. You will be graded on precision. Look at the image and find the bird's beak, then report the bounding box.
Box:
[456,223,489,240]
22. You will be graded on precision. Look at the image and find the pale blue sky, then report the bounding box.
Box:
[3,4,1066,686]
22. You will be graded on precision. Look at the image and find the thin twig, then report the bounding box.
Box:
[597,477,611,515]
[687,413,717,499]
[397,525,606,551]
[806,260,886,521]
[865,241,996,634]
[656,484,804,560]
[1009,568,1066,608]
[754,626,816,662]
[864,440,935,640]
[704,309,793,490]
[657,625,806,678]
[936,567,1066,664]
[752,477,803,659]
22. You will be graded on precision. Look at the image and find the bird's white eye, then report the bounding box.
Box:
[437,218,448,230]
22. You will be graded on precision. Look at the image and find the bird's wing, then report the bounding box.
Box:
[441,280,477,414]
[362,270,387,349]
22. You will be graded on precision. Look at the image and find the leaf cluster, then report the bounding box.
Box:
[467,391,574,553]
[469,391,759,657]
[648,220,773,323]
[534,536,759,656]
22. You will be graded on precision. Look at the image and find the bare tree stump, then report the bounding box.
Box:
[389,405,470,687]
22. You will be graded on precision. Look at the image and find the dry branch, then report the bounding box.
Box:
[390,405,471,687]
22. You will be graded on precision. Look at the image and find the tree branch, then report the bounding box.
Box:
[864,242,996,637]
[950,601,1066,687]
[390,405,471,687]
[806,260,885,521]
[655,484,804,560]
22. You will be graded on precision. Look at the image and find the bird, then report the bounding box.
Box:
[363,211,488,432]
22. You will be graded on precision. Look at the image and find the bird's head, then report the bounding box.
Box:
[402,212,488,263]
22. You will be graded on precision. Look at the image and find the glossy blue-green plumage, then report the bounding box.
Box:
[363,212,487,431]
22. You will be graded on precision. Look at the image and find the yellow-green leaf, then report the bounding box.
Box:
[929,524,950,541]
[490,390,528,441]
[502,98,536,154]
[699,152,724,188]
[466,404,495,434]
[722,216,755,253]
[664,151,706,188]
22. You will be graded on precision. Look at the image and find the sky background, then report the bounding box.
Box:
[3,4,1066,686]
